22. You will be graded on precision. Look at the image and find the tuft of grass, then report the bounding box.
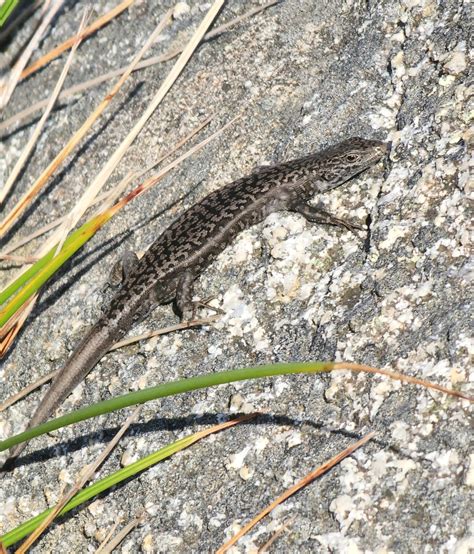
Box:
[0,1,280,133]
[0,8,172,236]
[1,414,257,548]
[0,360,470,548]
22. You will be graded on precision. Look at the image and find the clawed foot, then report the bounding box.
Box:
[292,202,365,237]
[330,216,365,235]
[180,296,224,323]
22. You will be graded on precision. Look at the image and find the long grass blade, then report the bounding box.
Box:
[0,9,88,205]
[0,361,470,454]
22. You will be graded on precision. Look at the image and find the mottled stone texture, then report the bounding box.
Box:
[0,1,471,552]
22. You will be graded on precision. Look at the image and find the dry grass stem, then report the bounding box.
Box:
[217,432,376,553]
[19,0,135,81]
[55,0,225,252]
[0,254,40,264]
[0,0,64,108]
[94,171,138,214]
[334,362,473,402]
[0,294,37,355]
[109,316,219,351]
[94,519,123,553]
[258,517,295,553]
[0,10,88,205]
[16,406,142,553]
[95,512,145,554]
[0,9,172,239]
[0,0,279,133]
[0,369,58,412]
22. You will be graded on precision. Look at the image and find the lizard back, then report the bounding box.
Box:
[128,137,386,292]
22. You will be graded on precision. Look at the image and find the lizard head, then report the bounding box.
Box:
[317,137,387,187]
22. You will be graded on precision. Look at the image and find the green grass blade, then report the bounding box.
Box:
[0,362,334,452]
[0,248,55,306]
[0,0,18,27]
[0,214,110,326]
[0,429,224,547]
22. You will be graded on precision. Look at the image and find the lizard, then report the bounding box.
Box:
[3,136,387,467]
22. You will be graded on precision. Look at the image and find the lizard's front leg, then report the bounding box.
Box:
[290,201,364,234]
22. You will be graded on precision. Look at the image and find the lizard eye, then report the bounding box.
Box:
[346,154,358,162]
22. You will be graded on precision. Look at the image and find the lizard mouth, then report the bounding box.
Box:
[367,141,389,166]
[372,140,389,158]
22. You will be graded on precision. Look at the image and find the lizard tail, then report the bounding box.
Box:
[4,321,119,468]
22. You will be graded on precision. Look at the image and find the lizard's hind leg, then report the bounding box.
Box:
[101,251,140,311]
[175,271,223,322]
[109,250,140,287]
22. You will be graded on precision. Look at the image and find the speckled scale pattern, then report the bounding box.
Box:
[110,137,387,319]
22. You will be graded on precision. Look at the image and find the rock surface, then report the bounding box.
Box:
[0,0,472,552]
